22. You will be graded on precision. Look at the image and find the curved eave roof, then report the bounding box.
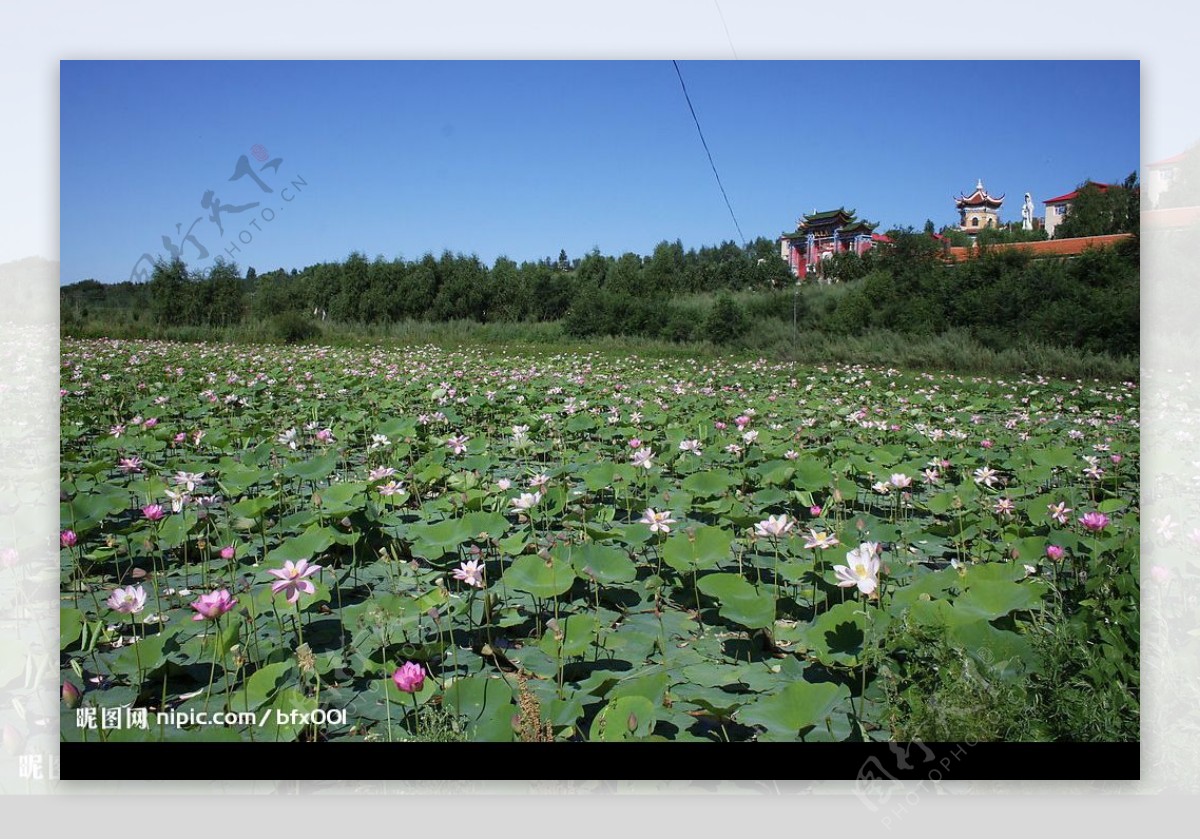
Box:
[954,189,1005,209]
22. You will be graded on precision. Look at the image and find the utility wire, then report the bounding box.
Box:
[712,0,738,59]
[671,60,746,248]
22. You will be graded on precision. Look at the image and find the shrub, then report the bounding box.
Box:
[703,293,748,344]
[271,311,322,344]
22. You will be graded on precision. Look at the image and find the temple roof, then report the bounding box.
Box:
[955,179,1004,209]
[802,207,856,224]
[1044,181,1114,204]
[840,220,878,234]
[781,207,879,239]
[1147,152,1184,169]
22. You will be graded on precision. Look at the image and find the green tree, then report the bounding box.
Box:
[575,248,610,290]
[1053,175,1139,238]
[488,256,529,321]
[149,257,193,326]
[204,258,245,326]
[331,251,370,321]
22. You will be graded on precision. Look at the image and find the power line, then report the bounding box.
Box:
[712,0,738,59]
[671,60,746,248]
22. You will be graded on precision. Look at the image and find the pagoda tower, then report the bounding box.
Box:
[955,179,1004,235]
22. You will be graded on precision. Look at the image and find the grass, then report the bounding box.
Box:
[63,309,1139,382]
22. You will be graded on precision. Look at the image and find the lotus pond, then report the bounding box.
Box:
[59,339,1139,743]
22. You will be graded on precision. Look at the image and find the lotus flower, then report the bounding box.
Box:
[1079,511,1110,532]
[190,589,238,621]
[833,542,881,596]
[804,529,839,550]
[393,661,426,693]
[754,514,794,539]
[510,492,541,512]
[267,559,322,604]
[639,508,677,534]
[453,559,485,589]
[107,585,147,614]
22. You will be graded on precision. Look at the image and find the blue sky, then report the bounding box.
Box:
[60,60,1139,284]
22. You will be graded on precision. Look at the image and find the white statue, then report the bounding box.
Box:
[1022,192,1034,231]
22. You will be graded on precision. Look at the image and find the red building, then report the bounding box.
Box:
[1043,181,1116,238]
[778,208,889,280]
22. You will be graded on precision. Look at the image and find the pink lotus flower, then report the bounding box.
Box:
[834,542,881,596]
[393,661,426,693]
[639,508,677,534]
[445,434,469,455]
[809,505,822,517]
[219,545,236,560]
[980,439,994,449]
[628,438,642,449]
[754,514,794,539]
[889,473,912,489]
[1110,454,1122,465]
[117,456,143,474]
[1045,545,1064,561]
[141,504,165,522]
[510,491,541,512]
[973,466,998,488]
[452,559,485,589]
[803,529,839,550]
[62,680,82,709]
[142,417,158,429]
[107,584,147,614]
[713,421,727,431]
[315,428,334,443]
[190,589,237,620]
[1079,511,1110,532]
[1047,502,1073,526]
[267,558,322,604]
[173,432,187,444]
[60,530,77,549]
[173,470,205,491]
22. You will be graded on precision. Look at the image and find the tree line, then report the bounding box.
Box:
[61,191,1139,359]
[61,237,792,335]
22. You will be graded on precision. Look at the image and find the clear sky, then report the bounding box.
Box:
[60,60,1140,284]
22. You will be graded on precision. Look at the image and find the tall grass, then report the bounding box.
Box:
[63,310,1138,381]
[747,325,1137,380]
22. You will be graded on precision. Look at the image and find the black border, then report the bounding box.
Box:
[61,741,1139,781]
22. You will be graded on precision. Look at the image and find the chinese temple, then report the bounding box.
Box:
[779,207,888,279]
[955,179,1004,234]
